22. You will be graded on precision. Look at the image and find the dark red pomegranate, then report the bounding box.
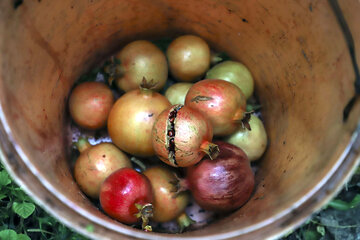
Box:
[152,105,219,167]
[185,79,247,136]
[180,141,254,212]
[99,168,153,230]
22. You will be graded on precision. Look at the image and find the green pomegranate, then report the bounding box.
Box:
[225,115,267,161]
[164,83,193,105]
[206,60,254,99]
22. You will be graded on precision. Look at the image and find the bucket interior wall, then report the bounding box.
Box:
[1,0,360,238]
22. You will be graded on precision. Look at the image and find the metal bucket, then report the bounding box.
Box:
[1,0,360,239]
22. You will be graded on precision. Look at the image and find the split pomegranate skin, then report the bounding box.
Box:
[152,105,218,167]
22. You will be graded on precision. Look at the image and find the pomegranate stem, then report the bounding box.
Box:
[176,212,195,233]
[200,141,220,160]
[74,137,91,153]
[134,203,153,231]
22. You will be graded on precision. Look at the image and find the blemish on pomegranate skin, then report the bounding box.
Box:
[227,8,233,14]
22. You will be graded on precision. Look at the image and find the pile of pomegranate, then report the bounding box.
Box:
[68,35,268,233]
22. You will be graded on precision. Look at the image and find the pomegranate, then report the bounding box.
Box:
[167,35,210,82]
[74,138,131,198]
[107,80,171,157]
[100,168,153,230]
[206,60,254,99]
[225,115,268,161]
[185,79,247,136]
[143,166,189,223]
[68,81,114,130]
[180,141,254,212]
[105,40,168,92]
[152,105,219,167]
[164,82,193,105]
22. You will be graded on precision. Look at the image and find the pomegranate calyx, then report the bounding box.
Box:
[200,141,220,160]
[104,56,124,85]
[134,203,153,231]
[240,111,253,131]
[176,212,195,233]
[139,77,158,91]
[210,51,223,65]
[169,174,189,198]
[233,111,253,131]
[74,137,91,153]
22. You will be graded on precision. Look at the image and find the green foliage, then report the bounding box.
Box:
[302,230,320,240]
[0,229,17,240]
[12,202,35,219]
[0,170,11,187]
[327,194,360,211]
[0,163,88,240]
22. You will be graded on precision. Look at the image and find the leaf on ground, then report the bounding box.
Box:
[16,234,31,240]
[0,170,11,187]
[0,194,7,200]
[12,202,35,219]
[302,230,320,240]
[316,225,325,236]
[0,229,17,240]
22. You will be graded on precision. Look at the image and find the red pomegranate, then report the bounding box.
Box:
[185,79,247,136]
[99,168,153,231]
